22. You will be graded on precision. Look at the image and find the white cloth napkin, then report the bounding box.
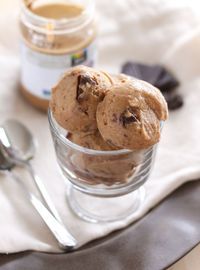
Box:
[0,0,200,253]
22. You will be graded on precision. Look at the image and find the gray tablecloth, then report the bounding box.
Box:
[0,180,200,270]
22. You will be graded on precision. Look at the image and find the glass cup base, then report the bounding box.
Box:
[66,185,146,223]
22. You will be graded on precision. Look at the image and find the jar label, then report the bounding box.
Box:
[20,41,97,100]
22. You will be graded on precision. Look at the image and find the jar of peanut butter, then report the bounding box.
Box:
[20,0,97,111]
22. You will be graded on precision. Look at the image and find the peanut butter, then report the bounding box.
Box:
[32,3,83,19]
[20,0,97,111]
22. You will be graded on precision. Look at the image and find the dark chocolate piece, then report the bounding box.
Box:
[121,61,183,110]
[121,62,179,93]
[76,75,96,102]
[120,107,139,127]
[165,93,184,110]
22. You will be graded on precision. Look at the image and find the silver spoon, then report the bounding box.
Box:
[0,146,77,250]
[0,121,77,248]
[1,119,62,223]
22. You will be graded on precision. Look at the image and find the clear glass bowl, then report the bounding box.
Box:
[48,110,157,223]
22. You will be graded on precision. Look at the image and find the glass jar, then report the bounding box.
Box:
[19,0,97,111]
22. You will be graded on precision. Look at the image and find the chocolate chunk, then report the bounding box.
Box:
[121,61,183,111]
[66,133,72,140]
[79,74,96,86]
[120,107,140,127]
[165,93,184,110]
[76,75,85,102]
[121,62,179,93]
[76,75,96,102]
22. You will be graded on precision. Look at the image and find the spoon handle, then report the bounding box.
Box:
[26,162,63,224]
[7,170,77,251]
[12,157,63,224]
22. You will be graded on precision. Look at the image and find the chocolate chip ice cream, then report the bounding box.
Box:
[50,65,168,186]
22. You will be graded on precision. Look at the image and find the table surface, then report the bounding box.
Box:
[168,245,200,270]
[0,180,200,270]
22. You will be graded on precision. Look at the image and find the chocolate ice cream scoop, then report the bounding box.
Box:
[96,79,168,150]
[50,65,113,133]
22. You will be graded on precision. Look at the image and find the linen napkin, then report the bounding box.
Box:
[0,0,200,253]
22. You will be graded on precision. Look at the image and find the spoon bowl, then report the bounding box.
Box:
[2,119,35,161]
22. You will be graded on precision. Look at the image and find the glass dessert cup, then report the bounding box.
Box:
[48,110,157,223]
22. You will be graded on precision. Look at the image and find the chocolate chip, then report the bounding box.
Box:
[120,107,140,127]
[80,75,96,85]
[76,75,96,102]
[76,76,84,102]
[66,133,72,140]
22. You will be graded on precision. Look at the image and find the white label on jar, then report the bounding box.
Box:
[20,41,97,100]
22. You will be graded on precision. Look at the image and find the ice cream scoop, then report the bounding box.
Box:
[51,66,168,151]
[50,65,113,133]
[96,80,168,150]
